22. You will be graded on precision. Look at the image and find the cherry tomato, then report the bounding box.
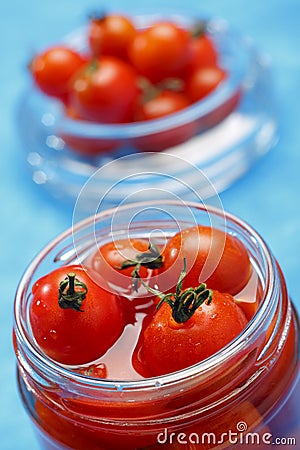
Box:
[184,32,218,74]
[135,90,191,121]
[30,46,86,102]
[138,284,248,376]
[133,89,198,151]
[185,65,227,102]
[69,57,140,123]
[90,238,163,295]
[61,131,120,157]
[35,400,107,450]
[129,22,191,83]
[234,297,258,321]
[199,89,241,130]
[160,225,252,296]
[74,362,107,378]
[29,265,126,365]
[134,123,198,152]
[144,401,269,450]
[61,106,120,156]
[88,14,137,60]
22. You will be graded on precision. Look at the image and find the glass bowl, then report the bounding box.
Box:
[17,13,278,207]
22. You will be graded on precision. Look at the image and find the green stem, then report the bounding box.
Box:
[58,272,88,312]
[191,20,209,38]
[115,241,164,292]
[138,77,161,104]
[86,59,99,75]
[88,10,106,22]
[67,272,76,295]
[139,258,213,324]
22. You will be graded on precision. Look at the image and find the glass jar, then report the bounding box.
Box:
[13,200,299,449]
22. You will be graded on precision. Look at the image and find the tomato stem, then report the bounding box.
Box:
[115,241,164,292]
[86,59,99,75]
[67,272,76,295]
[139,258,213,323]
[191,20,208,38]
[138,77,185,106]
[88,11,106,23]
[138,77,161,104]
[157,78,185,92]
[58,272,88,312]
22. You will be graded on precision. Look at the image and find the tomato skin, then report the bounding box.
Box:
[140,290,248,376]
[129,22,191,83]
[144,401,269,450]
[185,65,227,102]
[30,46,86,102]
[29,265,126,365]
[90,238,161,295]
[133,90,198,151]
[161,225,251,296]
[135,90,191,121]
[35,400,108,450]
[199,89,241,130]
[74,362,107,378]
[61,131,120,156]
[88,14,137,60]
[133,121,198,152]
[69,57,140,123]
[184,34,218,74]
[61,106,120,156]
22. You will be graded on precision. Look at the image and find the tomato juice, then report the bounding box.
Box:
[13,201,299,449]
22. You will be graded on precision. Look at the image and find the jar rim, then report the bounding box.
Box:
[14,199,276,391]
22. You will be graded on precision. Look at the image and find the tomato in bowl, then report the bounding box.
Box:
[28,13,236,156]
[17,11,278,205]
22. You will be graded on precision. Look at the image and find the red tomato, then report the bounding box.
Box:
[135,90,191,121]
[139,288,248,376]
[129,22,191,82]
[133,122,198,152]
[69,57,140,123]
[35,400,107,450]
[30,46,86,102]
[133,90,198,151]
[88,14,137,60]
[29,265,126,365]
[74,362,107,378]
[144,401,269,450]
[185,65,227,102]
[61,132,120,157]
[199,89,241,130]
[61,106,120,156]
[185,33,218,73]
[234,297,259,321]
[160,225,252,296]
[90,238,163,295]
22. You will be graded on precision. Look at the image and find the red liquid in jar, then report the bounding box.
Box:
[17,252,299,450]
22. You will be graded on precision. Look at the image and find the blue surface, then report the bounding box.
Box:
[1,0,300,448]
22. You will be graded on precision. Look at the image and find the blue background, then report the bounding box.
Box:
[1,0,299,448]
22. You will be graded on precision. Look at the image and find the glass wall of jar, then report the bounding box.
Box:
[13,201,299,449]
